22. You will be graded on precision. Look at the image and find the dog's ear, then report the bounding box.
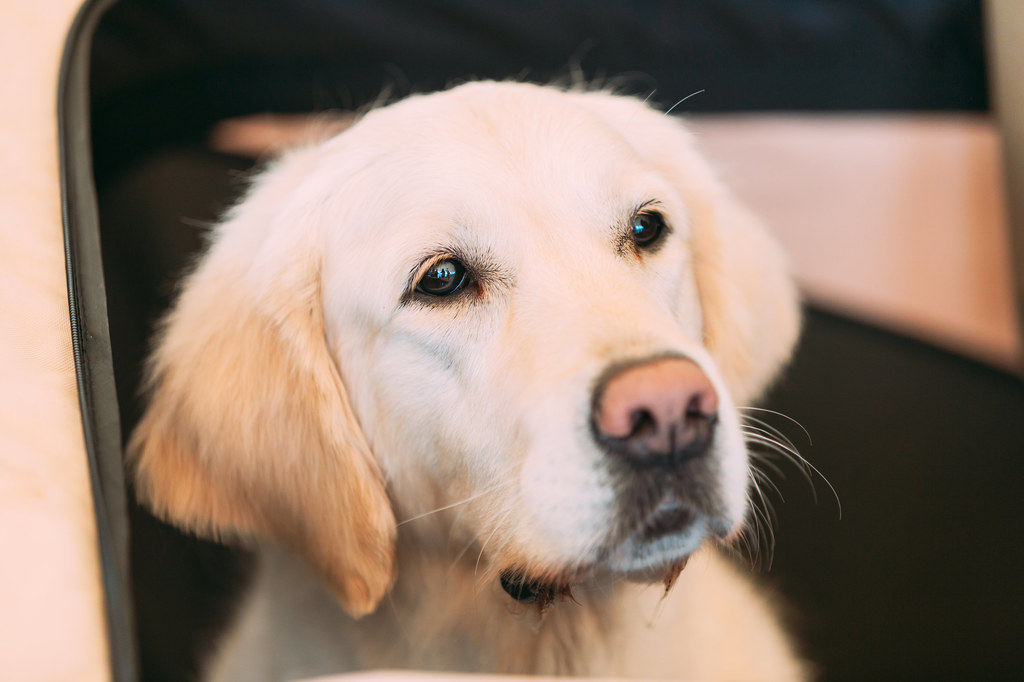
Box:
[686,188,802,405]
[128,157,396,618]
[576,91,801,405]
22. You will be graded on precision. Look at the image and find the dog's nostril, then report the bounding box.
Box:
[628,408,657,440]
[687,393,708,418]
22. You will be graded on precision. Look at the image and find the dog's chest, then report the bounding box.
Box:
[206,544,614,682]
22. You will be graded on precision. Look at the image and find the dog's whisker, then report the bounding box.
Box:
[396,483,509,527]
[450,497,516,579]
[729,516,754,566]
[744,430,841,518]
[473,506,516,581]
[738,406,813,446]
[663,89,706,116]
[740,412,816,485]
[753,507,777,570]
[738,407,822,571]
[750,463,785,501]
[743,424,802,463]
[744,470,778,569]
[744,431,814,491]
[754,474,779,532]
[723,502,762,570]
[744,431,816,497]
[738,500,762,568]
[741,414,803,454]
[743,427,807,483]
[449,533,479,575]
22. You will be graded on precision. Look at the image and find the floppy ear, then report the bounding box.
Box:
[686,189,802,405]
[575,91,801,405]
[128,156,396,618]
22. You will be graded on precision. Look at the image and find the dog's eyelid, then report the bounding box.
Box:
[412,253,459,282]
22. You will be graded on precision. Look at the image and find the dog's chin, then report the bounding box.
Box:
[607,510,712,580]
[606,495,736,577]
[499,507,733,607]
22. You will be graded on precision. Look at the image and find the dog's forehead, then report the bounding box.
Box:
[326,85,677,246]
[353,85,651,202]
[367,82,636,151]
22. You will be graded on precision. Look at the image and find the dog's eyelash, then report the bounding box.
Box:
[633,199,665,216]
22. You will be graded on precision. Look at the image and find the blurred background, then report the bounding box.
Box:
[75,0,1024,680]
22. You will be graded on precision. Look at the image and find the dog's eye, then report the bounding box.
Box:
[416,258,468,297]
[631,210,667,249]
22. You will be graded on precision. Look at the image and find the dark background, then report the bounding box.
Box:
[86,1,1022,680]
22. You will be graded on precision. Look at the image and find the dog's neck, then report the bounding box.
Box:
[358,524,620,675]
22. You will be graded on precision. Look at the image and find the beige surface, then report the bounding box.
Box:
[691,115,1020,369]
[303,671,614,675]
[0,1,110,681]
[986,0,1024,364]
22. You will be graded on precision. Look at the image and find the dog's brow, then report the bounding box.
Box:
[632,199,665,215]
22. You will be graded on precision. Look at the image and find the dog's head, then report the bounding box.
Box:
[129,81,800,617]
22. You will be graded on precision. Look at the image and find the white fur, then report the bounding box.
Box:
[130,81,804,681]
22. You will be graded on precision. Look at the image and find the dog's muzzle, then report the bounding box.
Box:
[498,356,734,606]
[591,356,730,575]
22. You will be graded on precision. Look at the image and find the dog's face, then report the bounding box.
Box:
[130,82,800,617]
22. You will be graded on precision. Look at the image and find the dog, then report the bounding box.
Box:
[129,81,805,681]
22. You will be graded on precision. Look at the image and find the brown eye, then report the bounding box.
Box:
[416,258,468,297]
[631,210,667,249]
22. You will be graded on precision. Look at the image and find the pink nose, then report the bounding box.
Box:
[592,357,719,463]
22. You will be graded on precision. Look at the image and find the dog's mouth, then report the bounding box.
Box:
[498,495,716,610]
[498,568,575,610]
[602,459,736,574]
[639,495,698,541]
[498,556,691,613]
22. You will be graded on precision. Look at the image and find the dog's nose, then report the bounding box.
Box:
[592,357,719,465]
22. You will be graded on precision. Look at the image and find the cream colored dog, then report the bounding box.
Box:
[130,81,805,681]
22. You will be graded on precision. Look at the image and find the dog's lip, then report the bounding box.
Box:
[496,498,731,601]
[498,568,575,607]
[639,497,697,542]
